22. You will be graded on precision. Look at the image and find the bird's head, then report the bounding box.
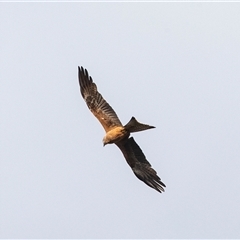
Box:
[103,136,110,147]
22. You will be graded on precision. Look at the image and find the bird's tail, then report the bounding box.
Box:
[124,117,155,133]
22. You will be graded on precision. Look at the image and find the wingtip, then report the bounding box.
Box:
[78,66,89,81]
[78,66,82,76]
[78,66,84,72]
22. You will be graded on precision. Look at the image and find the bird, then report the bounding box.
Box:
[78,66,166,193]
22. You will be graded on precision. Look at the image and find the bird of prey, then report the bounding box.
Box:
[78,66,166,193]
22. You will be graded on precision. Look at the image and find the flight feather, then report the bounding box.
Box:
[78,66,122,132]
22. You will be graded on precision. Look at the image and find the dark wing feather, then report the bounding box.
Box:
[78,66,122,132]
[116,137,166,193]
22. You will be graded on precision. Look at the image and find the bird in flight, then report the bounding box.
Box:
[78,66,166,193]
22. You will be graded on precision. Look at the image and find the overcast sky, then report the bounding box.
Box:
[1,2,240,239]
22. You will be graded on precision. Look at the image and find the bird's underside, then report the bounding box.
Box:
[78,66,166,193]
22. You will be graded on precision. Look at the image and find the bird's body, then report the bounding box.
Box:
[103,126,129,145]
[78,66,166,193]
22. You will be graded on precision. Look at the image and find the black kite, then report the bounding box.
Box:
[78,66,166,193]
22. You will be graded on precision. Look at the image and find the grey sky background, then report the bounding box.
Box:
[1,3,240,239]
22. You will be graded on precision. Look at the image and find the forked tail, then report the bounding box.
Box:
[124,117,155,133]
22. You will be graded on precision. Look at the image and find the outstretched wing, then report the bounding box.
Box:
[78,66,122,132]
[116,137,166,193]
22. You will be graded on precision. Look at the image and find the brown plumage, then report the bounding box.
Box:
[78,66,166,193]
